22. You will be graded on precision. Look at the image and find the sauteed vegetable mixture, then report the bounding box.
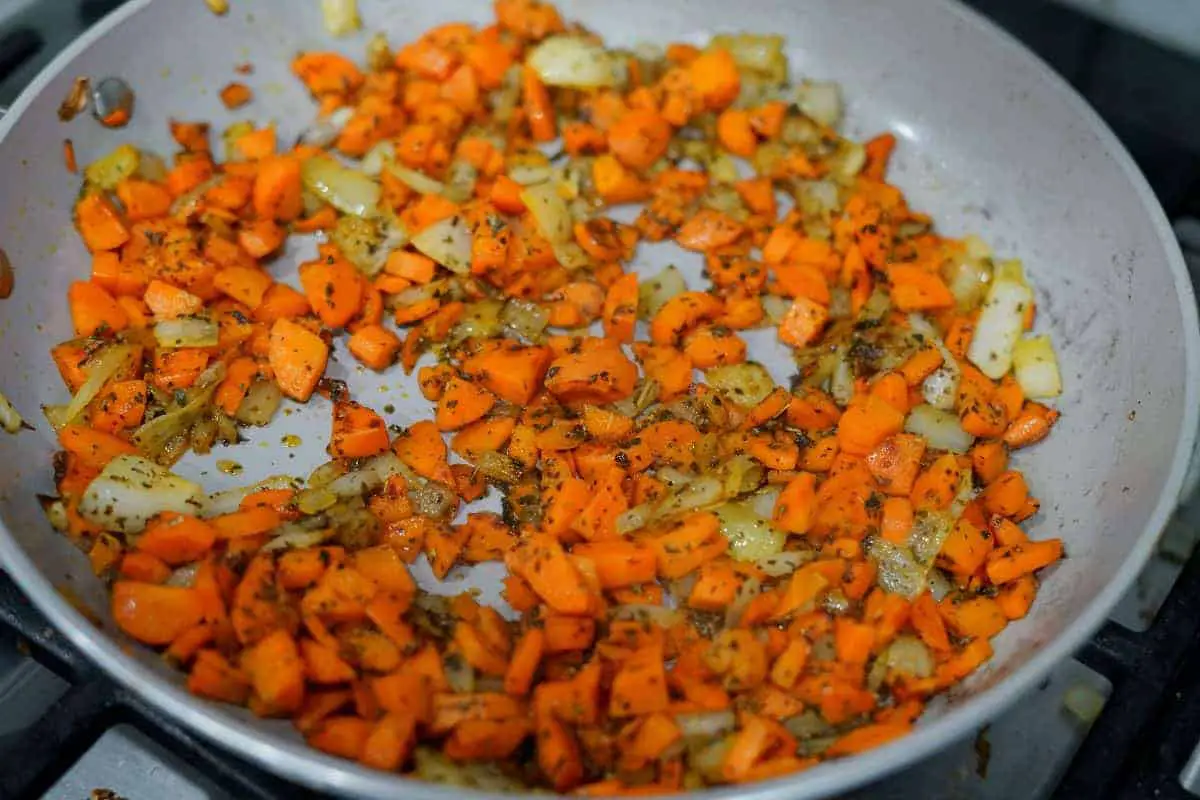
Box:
[48,0,1065,790]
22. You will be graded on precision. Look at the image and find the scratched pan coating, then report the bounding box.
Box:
[0,0,1196,797]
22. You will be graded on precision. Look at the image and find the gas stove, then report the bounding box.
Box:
[4,1,1200,798]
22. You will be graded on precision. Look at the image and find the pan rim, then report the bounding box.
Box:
[0,0,1197,797]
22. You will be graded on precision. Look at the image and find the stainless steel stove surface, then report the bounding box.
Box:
[3,1,1200,799]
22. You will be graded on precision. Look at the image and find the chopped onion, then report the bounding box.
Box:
[829,140,866,181]
[797,180,839,215]
[412,748,527,792]
[521,181,573,244]
[198,475,300,518]
[411,215,472,275]
[783,710,834,741]
[756,550,814,577]
[527,36,621,88]
[296,487,337,516]
[616,504,651,535]
[262,522,332,552]
[135,151,168,182]
[360,141,394,177]
[387,162,446,196]
[0,390,24,434]
[829,350,855,406]
[321,0,361,36]
[322,453,408,500]
[762,294,792,326]
[302,154,381,217]
[443,160,478,204]
[945,252,993,311]
[675,711,736,740]
[451,299,504,346]
[867,538,927,598]
[306,466,346,498]
[507,161,554,186]
[330,215,384,276]
[551,240,590,271]
[638,265,687,319]
[909,509,955,564]
[410,481,457,519]
[1012,335,1063,399]
[796,81,843,127]
[84,144,140,190]
[78,455,203,533]
[654,475,726,519]
[750,487,781,519]
[502,299,549,341]
[366,32,392,72]
[881,635,934,678]
[905,404,973,453]
[711,34,787,83]
[154,317,218,349]
[39,496,69,531]
[922,366,959,411]
[234,379,282,426]
[715,501,785,562]
[690,738,734,784]
[706,362,775,408]
[299,107,353,148]
[476,451,523,483]
[47,343,135,430]
[721,454,764,497]
[908,313,961,410]
[133,384,217,463]
[967,260,1033,379]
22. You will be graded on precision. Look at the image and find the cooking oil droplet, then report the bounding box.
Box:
[281,434,302,448]
[216,460,243,476]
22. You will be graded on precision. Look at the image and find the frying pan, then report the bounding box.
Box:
[0,0,1196,797]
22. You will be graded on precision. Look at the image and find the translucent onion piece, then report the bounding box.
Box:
[1013,334,1063,399]
[638,265,687,319]
[132,384,217,463]
[527,36,621,88]
[198,475,300,518]
[234,380,282,426]
[50,343,135,430]
[84,144,140,190]
[302,154,381,217]
[755,550,815,577]
[411,215,472,275]
[261,522,332,553]
[796,81,843,127]
[78,455,203,533]
[675,711,736,740]
[868,538,928,599]
[154,317,219,349]
[501,299,549,341]
[387,162,446,196]
[714,501,785,562]
[0,390,24,434]
[706,362,775,408]
[905,404,973,453]
[321,0,361,36]
[967,263,1033,379]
